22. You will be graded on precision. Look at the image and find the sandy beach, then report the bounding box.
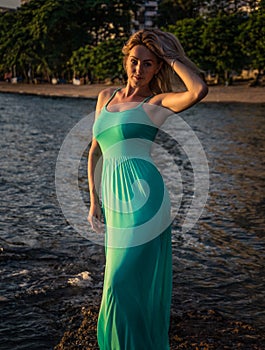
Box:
[0,81,264,103]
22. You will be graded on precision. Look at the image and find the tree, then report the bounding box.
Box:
[0,0,135,81]
[198,0,261,17]
[239,9,265,81]
[201,13,246,82]
[27,0,94,79]
[0,5,40,81]
[165,17,206,70]
[157,0,209,25]
[70,38,125,83]
[0,0,93,81]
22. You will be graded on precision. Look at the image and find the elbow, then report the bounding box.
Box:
[199,82,208,100]
[193,82,208,103]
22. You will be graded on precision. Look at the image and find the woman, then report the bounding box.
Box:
[88,29,208,349]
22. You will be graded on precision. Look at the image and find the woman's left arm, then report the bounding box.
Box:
[154,58,208,113]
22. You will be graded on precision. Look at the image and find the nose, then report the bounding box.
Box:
[135,62,143,75]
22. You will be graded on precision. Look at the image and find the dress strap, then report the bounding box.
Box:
[105,88,122,108]
[105,88,153,108]
[141,95,154,104]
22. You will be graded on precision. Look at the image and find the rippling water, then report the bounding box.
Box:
[0,93,264,349]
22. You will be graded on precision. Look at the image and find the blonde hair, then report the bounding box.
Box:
[122,29,203,94]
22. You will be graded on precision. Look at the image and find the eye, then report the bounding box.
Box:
[131,58,138,65]
[144,62,152,67]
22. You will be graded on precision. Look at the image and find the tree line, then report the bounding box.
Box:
[0,0,264,84]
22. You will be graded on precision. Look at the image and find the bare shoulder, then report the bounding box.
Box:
[98,87,116,99]
[96,87,117,112]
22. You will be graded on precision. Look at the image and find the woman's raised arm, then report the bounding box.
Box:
[153,58,208,113]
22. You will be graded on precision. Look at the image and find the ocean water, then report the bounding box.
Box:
[0,93,264,349]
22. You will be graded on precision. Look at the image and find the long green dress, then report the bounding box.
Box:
[93,89,172,350]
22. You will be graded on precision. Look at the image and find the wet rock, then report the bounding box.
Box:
[54,306,265,350]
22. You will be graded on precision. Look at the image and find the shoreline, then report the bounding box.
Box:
[54,303,265,350]
[0,81,265,103]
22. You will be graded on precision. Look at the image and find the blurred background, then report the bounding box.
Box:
[0,0,264,86]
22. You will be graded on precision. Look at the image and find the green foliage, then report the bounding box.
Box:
[165,17,206,69]
[0,0,132,80]
[69,38,126,82]
[87,39,125,82]
[165,12,262,81]
[239,10,265,70]
[0,0,264,83]
[202,13,246,77]
[158,0,262,22]
[157,0,209,25]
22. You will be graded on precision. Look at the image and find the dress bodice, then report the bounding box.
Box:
[93,97,158,159]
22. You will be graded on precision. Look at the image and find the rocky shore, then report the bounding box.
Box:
[0,81,264,103]
[54,302,265,349]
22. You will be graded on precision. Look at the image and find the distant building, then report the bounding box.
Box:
[131,1,158,32]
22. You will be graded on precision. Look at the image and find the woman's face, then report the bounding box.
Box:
[126,45,161,89]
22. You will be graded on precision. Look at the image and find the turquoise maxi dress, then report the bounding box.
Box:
[92,89,172,350]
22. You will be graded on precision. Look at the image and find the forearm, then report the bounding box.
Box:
[170,58,208,97]
[87,141,104,232]
[156,57,208,112]
[88,141,102,205]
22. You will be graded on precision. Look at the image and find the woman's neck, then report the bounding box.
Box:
[123,85,152,100]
